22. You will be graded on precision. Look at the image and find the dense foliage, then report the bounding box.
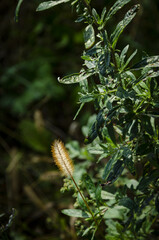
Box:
[1,0,159,239]
[34,0,159,239]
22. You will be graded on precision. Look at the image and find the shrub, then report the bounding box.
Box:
[16,0,159,239]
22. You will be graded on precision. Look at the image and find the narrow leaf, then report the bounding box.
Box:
[92,8,100,24]
[111,5,140,49]
[122,147,135,174]
[83,174,96,199]
[102,151,120,180]
[101,191,115,200]
[107,160,124,183]
[79,94,94,103]
[121,49,137,71]
[98,50,110,76]
[107,122,117,145]
[73,103,84,120]
[120,45,129,67]
[101,7,107,22]
[62,209,90,218]
[131,55,159,70]
[95,184,102,204]
[36,0,70,12]
[58,69,94,84]
[77,192,87,210]
[106,0,131,22]
[137,170,159,192]
[84,122,98,144]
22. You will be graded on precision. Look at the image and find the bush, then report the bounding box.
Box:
[4,0,159,239]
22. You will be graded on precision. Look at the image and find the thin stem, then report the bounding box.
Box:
[70,174,98,226]
[82,0,99,28]
[82,0,92,16]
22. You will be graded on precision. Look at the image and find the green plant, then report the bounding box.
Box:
[17,0,159,239]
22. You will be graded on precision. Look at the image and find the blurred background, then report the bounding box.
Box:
[0,0,159,239]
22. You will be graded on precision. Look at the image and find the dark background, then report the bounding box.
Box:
[0,0,159,239]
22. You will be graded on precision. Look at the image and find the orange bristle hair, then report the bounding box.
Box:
[51,140,74,177]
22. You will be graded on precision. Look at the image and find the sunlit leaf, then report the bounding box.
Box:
[84,25,95,49]
[131,56,159,69]
[121,49,137,71]
[62,209,90,218]
[105,0,131,22]
[104,206,128,220]
[120,45,129,67]
[58,69,94,84]
[36,0,70,12]
[111,5,140,49]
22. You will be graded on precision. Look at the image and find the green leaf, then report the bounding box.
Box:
[101,191,115,200]
[58,69,94,84]
[102,151,121,180]
[15,0,24,22]
[98,50,111,76]
[120,45,129,67]
[107,160,124,183]
[121,49,137,71]
[116,86,129,98]
[111,5,140,49]
[85,0,92,4]
[62,209,90,218]
[92,8,100,24]
[129,120,139,140]
[82,226,94,237]
[77,192,87,210]
[137,169,159,192]
[122,147,135,174]
[131,55,159,70]
[79,94,94,103]
[104,206,128,220]
[107,122,117,145]
[95,184,102,204]
[101,7,107,22]
[102,127,116,148]
[106,0,131,22]
[84,25,95,49]
[119,197,135,210]
[122,70,136,83]
[36,0,70,12]
[73,103,84,120]
[142,116,154,135]
[143,69,159,80]
[115,53,120,69]
[84,121,98,144]
[82,174,96,199]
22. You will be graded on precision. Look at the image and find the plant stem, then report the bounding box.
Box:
[82,0,92,16]
[70,174,98,226]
